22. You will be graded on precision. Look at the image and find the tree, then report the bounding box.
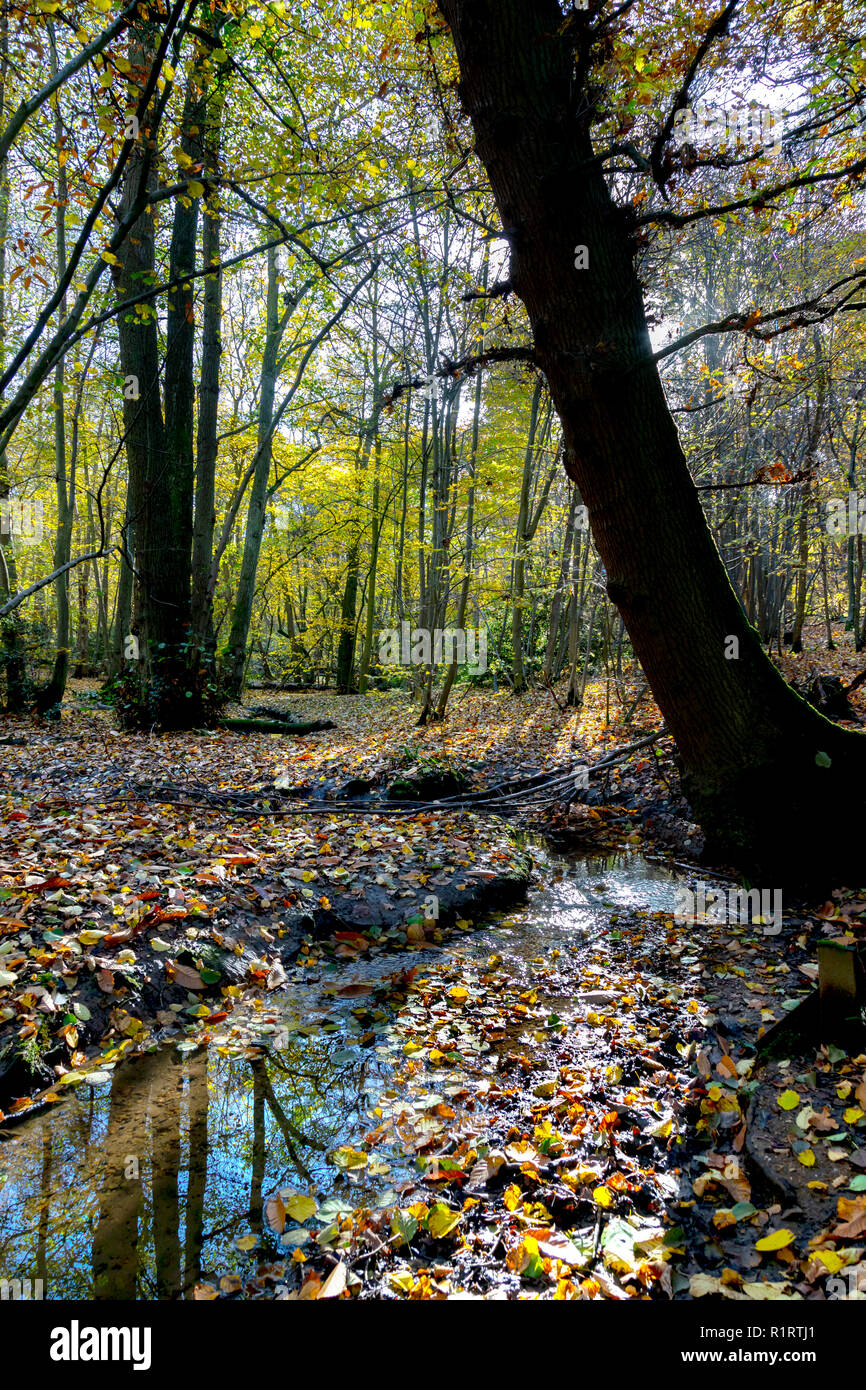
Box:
[435,0,866,880]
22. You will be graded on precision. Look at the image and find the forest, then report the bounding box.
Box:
[0,0,865,1332]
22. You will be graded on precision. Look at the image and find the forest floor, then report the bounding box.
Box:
[1,630,866,1300]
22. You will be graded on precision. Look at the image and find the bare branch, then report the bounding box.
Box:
[649,0,741,191]
[383,346,536,407]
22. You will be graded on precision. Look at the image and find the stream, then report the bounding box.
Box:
[0,848,685,1300]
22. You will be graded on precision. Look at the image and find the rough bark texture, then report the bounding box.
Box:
[112,35,197,729]
[437,0,866,882]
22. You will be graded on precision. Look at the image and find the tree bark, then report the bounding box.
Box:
[437,0,866,881]
[112,30,197,728]
[223,245,290,698]
[0,9,26,712]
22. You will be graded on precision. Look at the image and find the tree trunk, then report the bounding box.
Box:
[190,186,222,672]
[112,31,197,728]
[357,432,384,692]
[437,0,866,881]
[36,21,73,716]
[223,246,292,698]
[543,480,580,680]
[790,487,810,654]
[511,378,543,693]
[0,11,26,712]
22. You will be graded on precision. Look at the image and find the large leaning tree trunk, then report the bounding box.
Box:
[436,0,866,884]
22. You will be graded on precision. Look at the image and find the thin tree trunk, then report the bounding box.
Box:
[223,246,288,697]
[0,8,26,711]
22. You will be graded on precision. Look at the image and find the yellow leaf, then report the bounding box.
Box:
[813,1250,844,1274]
[427,1204,461,1239]
[796,1149,816,1167]
[188,180,205,198]
[778,1090,800,1110]
[844,1108,864,1124]
[332,1146,367,1169]
[285,1194,318,1222]
[755,1228,795,1252]
[593,1186,613,1209]
[235,1234,258,1251]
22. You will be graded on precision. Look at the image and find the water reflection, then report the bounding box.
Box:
[0,1037,390,1299]
[0,851,684,1300]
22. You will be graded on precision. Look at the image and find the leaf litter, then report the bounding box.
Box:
[2,681,866,1300]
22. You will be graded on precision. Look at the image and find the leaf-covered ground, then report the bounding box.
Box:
[2,658,866,1301]
[192,867,866,1301]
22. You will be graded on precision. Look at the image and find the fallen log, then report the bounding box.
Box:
[220,717,335,734]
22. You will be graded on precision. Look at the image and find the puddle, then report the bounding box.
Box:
[0,851,684,1299]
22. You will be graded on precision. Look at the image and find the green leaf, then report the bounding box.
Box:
[391,1209,419,1245]
[285,1194,318,1222]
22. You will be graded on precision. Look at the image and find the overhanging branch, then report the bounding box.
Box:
[383,346,536,407]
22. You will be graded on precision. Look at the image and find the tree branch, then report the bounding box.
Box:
[649,0,741,191]
[382,346,536,407]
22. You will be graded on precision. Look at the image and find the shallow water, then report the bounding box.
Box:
[0,850,682,1299]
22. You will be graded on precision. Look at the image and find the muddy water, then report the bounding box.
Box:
[0,850,683,1299]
